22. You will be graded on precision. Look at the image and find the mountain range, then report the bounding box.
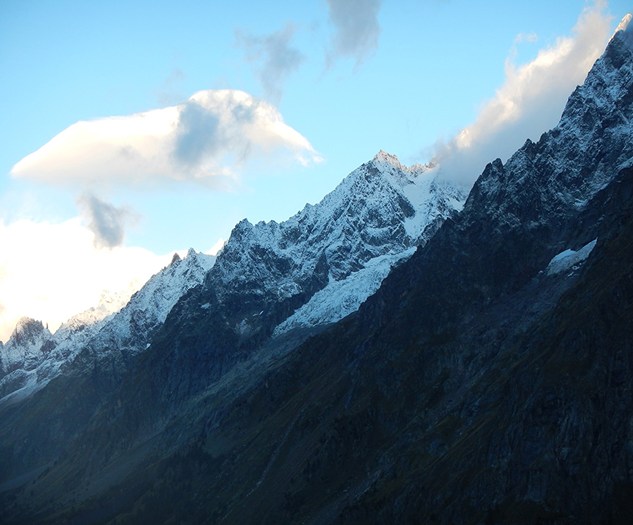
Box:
[1,15,632,525]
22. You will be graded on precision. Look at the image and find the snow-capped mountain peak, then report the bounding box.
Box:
[10,318,49,343]
[0,151,463,403]
[466,19,633,230]
[207,150,467,337]
[91,248,215,353]
[54,289,132,340]
[371,149,404,171]
[0,318,52,375]
[370,149,436,178]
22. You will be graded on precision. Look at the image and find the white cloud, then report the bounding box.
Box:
[435,2,612,186]
[326,0,381,67]
[11,89,321,189]
[0,218,169,342]
[206,238,226,256]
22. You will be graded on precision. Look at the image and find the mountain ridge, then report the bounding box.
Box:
[1,15,632,525]
[0,249,215,407]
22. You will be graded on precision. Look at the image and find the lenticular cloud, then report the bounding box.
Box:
[11,90,321,189]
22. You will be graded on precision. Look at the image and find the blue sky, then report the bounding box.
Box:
[0,0,630,339]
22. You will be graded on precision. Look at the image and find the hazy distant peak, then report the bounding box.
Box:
[10,318,49,343]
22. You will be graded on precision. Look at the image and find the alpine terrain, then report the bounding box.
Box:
[1,14,633,525]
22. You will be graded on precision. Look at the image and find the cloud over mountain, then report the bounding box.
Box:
[435,2,612,186]
[11,90,321,190]
[0,218,168,342]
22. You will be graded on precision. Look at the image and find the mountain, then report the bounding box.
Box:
[0,288,133,405]
[210,150,464,339]
[0,141,466,522]
[1,16,632,525]
[0,318,52,378]
[207,20,633,523]
[0,150,463,408]
[86,248,216,356]
[126,150,466,417]
[0,249,214,406]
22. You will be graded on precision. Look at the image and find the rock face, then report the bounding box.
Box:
[0,319,54,403]
[1,16,633,525]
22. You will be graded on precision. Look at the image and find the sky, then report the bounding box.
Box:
[0,0,630,341]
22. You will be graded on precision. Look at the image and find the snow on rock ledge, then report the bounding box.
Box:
[546,239,597,276]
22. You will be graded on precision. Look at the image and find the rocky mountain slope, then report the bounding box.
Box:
[1,15,632,525]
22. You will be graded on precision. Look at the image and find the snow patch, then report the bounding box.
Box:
[546,239,597,276]
[274,248,415,336]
